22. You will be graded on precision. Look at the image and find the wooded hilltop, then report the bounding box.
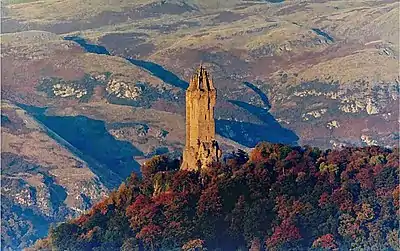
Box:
[30,143,399,251]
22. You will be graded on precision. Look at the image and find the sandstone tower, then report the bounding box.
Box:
[181,66,222,171]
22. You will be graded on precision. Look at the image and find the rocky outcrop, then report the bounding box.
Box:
[366,98,379,115]
[339,97,380,114]
[53,83,87,98]
[327,120,340,130]
[361,135,378,146]
[302,109,327,121]
[106,79,143,100]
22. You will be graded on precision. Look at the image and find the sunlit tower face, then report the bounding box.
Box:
[181,66,220,171]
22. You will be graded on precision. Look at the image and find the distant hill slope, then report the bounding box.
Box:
[1,100,109,250]
[29,143,399,251]
[2,1,399,150]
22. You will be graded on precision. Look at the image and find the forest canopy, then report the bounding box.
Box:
[31,143,399,251]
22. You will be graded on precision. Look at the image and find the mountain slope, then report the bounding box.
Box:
[1,101,109,249]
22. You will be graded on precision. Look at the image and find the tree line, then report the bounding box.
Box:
[30,143,399,251]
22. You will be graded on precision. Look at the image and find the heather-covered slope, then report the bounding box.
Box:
[31,143,399,251]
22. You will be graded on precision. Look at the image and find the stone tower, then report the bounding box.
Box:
[181,66,222,171]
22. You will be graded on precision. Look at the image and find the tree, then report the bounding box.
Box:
[265,219,301,250]
[311,234,338,250]
[196,185,223,245]
[141,155,170,179]
[121,237,140,251]
[136,224,162,250]
[182,239,207,251]
[49,223,82,251]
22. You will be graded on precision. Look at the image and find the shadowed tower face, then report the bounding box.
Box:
[181,66,222,171]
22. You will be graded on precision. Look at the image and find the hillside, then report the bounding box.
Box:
[30,143,399,251]
[1,100,109,249]
[2,0,399,150]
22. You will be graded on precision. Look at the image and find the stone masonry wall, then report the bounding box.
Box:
[181,66,221,171]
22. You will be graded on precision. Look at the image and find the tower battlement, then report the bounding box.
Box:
[181,66,221,171]
[188,65,215,91]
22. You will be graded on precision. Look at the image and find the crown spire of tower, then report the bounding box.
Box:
[188,65,215,91]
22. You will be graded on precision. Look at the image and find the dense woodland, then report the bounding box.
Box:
[31,143,399,251]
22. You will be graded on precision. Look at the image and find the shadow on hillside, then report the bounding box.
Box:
[63,36,189,89]
[216,119,297,147]
[243,81,271,109]
[127,58,189,89]
[63,36,298,147]
[40,115,142,179]
[222,82,298,146]
[18,104,142,188]
[213,83,298,147]
[64,36,110,55]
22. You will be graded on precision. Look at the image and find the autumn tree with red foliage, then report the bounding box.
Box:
[312,234,338,250]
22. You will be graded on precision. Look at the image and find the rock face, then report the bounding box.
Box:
[106,79,143,100]
[181,66,222,171]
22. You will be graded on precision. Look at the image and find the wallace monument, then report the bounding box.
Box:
[181,66,222,171]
